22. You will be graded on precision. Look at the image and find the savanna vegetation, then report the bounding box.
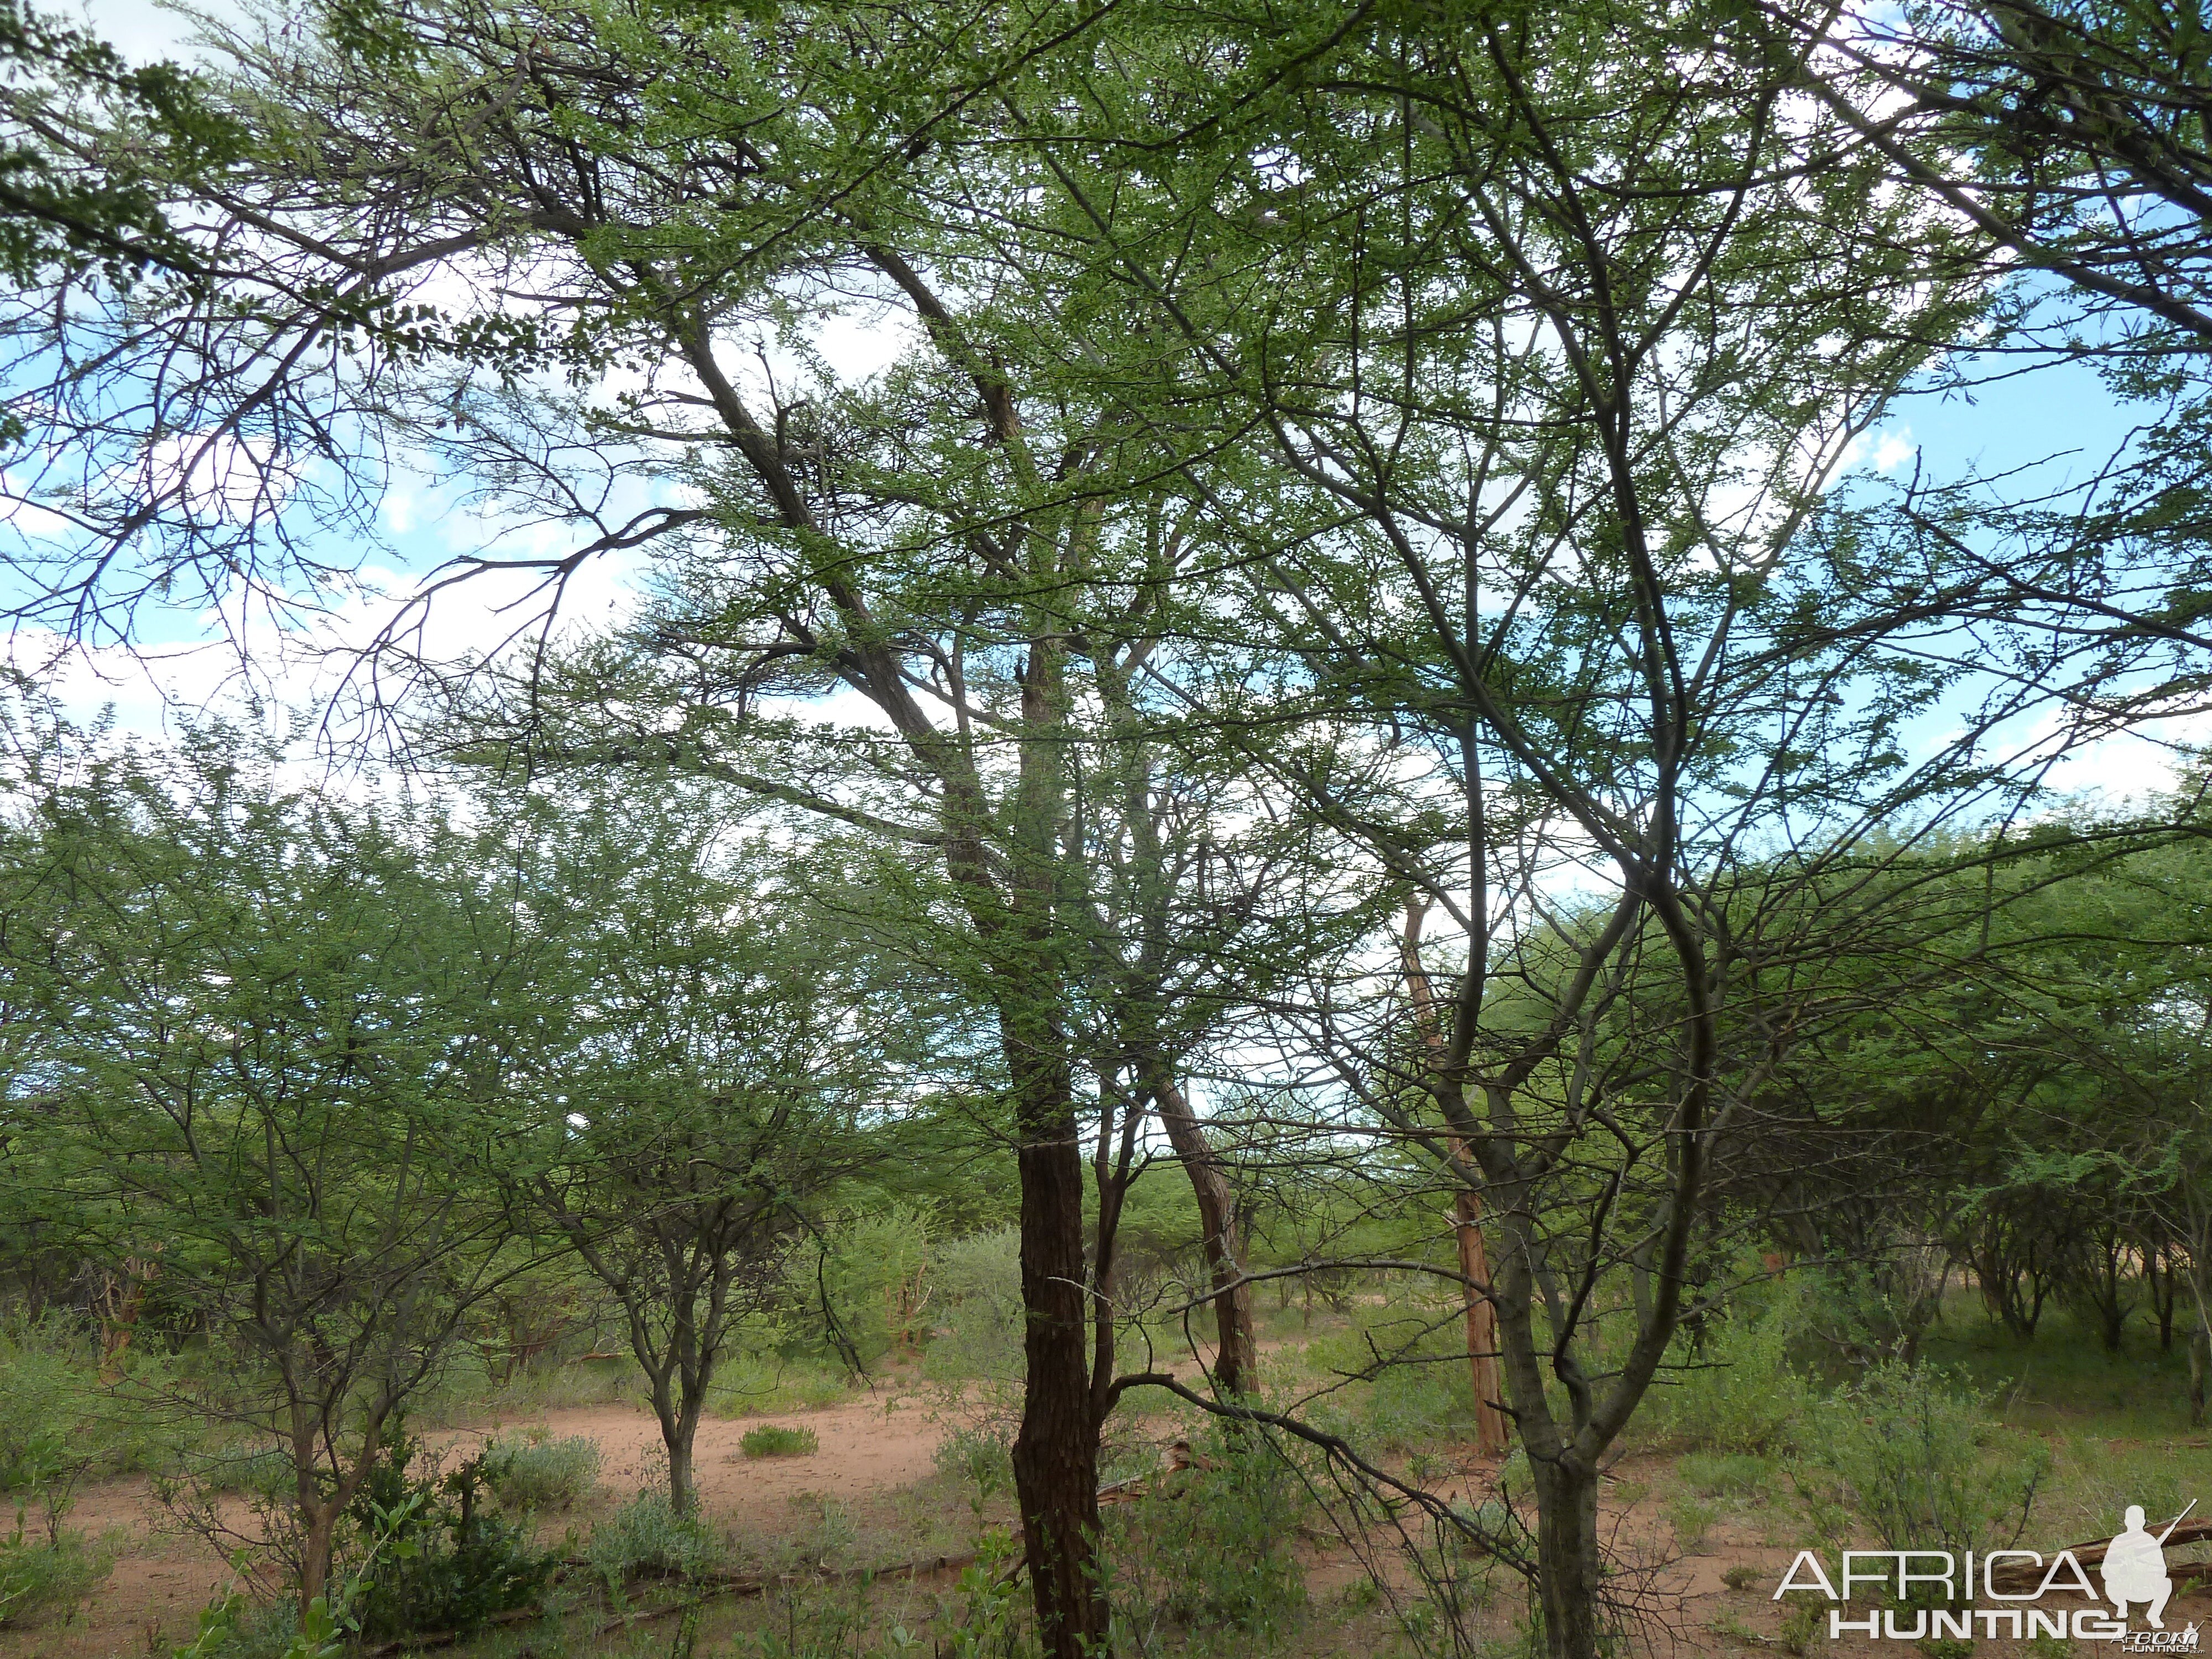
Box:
[0,0,2210,1655]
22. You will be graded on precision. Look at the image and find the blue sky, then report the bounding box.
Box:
[46,1,2201,810]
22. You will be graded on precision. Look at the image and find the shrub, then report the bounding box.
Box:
[351,1509,552,1645]
[1665,1494,1718,1553]
[481,1431,601,1511]
[1797,1363,2048,1557]
[167,1591,307,1659]
[1360,1353,1475,1453]
[707,1352,850,1416]
[1648,1290,1814,1453]
[588,1490,722,1588]
[0,1524,116,1629]
[342,1427,556,1642]
[922,1229,1024,1384]
[1104,1428,1307,1642]
[933,1417,1014,1517]
[195,1442,295,1500]
[740,1424,818,1459]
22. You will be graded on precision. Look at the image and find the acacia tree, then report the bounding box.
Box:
[0,5,1308,1647]
[510,788,890,1515]
[1761,0,2212,703]
[0,739,535,1606]
[17,4,2212,1652]
[974,3,2212,1651]
[1777,0,2212,345]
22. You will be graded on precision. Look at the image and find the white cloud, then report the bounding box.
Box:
[1870,427,1916,473]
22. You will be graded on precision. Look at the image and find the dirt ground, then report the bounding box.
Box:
[5,1393,952,1659]
[14,1403,2210,1659]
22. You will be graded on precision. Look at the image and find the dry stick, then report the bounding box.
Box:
[1111,1371,1536,1581]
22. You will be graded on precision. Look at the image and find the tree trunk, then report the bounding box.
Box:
[1454,1186,1511,1457]
[299,1502,338,1611]
[1493,1202,1609,1659]
[1528,1452,1605,1659]
[1401,900,1510,1454]
[668,1427,697,1517]
[289,1396,383,1610]
[2152,1243,2178,1350]
[1152,1073,1256,1399]
[1009,1034,1106,1659]
[645,1361,701,1516]
[2193,1327,2208,1430]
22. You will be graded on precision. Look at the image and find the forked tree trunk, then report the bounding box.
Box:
[289,1401,387,1612]
[633,1290,714,1516]
[1491,1206,1609,1659]
[659,1387,707,1516]
[1152,1073,1257,1398]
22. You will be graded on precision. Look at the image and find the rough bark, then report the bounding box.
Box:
[1528,1452,1605,1659]
[668,1435,696,1517]
[1488,1190,1608,1658]
[652,1377,707,1516]
[1009,1030,1105,1659]
[1001,634,1105,1659]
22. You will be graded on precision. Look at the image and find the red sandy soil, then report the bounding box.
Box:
[2,1393,951,1659]
[19,1406,2203,1658]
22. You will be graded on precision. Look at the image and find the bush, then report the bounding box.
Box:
[0,1326,85,1497]
[922,1229,1024,1384]
[707,1352,850,1416]
[776,1203,937,1371]
[0,1524,116,1629]
[588,1490,722,1588]
[194,1441,295,1500]
[1648,1290,1814,1453]
[740,1424,818,1459]
[343,1427,556,1643]
[1104,1428,1307,1642]
[481,1431,601,1511]
[933,1418,1014,1510]
[1665,1494,1718,1553]
[1360,1354,1475,1453]
[1797,1363,2048,1557]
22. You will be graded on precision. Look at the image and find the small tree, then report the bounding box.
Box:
[514,789,888,1514]
[0,738,534,1606]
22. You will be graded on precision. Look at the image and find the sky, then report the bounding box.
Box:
[33,0,2206,812]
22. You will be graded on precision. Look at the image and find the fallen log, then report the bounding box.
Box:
[1983,1519,2212,1594]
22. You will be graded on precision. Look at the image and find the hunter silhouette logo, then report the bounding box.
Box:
[2105,1503,2189,1629]
[1772,1502,2204,1645]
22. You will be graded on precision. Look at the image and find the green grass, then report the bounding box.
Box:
[1916,1297,2212,1540]
[739,1423,820,1459]
[707,1353,853,1418]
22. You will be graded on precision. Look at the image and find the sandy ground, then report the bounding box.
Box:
[4,1394,952,1659]
[15,1402,2209,1658]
